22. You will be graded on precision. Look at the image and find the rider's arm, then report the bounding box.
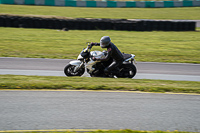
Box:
[90,42,100,46]
[98,48,112,62]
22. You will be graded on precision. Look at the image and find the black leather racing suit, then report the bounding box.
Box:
[93,42,124,73]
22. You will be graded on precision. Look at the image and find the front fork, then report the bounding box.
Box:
[73,61,85,73]
[132,58,137,64]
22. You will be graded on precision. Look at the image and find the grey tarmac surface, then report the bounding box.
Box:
[0,57,200,81]
[0,58,200,132]
[0,90,200,132]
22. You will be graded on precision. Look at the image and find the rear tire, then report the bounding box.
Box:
[116,64,137,78]
[64,64,85,76]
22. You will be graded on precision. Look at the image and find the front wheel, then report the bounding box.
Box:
[116,64,137,78]
[64,64,85,76]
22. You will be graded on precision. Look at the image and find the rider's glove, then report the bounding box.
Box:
[88,42,95,48]
[92,57,97,61]
[90,42,96,46]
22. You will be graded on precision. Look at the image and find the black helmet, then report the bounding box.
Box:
[100,36,111,48]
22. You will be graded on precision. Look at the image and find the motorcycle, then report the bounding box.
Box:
[64,43,137,78]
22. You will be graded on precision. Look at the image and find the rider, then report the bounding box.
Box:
[90,36,124,74]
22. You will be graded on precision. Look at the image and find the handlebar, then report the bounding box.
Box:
[86,42,92,52]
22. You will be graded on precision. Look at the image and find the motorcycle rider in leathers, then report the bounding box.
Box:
[90,36,124,74]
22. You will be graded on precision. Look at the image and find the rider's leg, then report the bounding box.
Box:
[104,61,122,74]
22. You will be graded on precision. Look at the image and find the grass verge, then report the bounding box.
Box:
[0,5,200,20]
[1,75,200,94]
[0,27,200,63]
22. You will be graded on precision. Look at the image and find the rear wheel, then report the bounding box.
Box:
[64,64,85,76]
[116,64,137,78]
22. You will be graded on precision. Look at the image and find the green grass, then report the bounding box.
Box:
[0,5,200,20]
[0,27,200,63]
[1,75,200,94]
[0,5,200,63]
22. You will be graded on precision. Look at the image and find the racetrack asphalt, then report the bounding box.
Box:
[0,57,200,81]
[0,90,200,132]
[0,57,200,132]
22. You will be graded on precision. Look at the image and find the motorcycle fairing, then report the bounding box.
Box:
[69,60,82,66]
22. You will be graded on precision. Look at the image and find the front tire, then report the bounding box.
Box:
[116,64,137,78]
[64,64,85,76]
